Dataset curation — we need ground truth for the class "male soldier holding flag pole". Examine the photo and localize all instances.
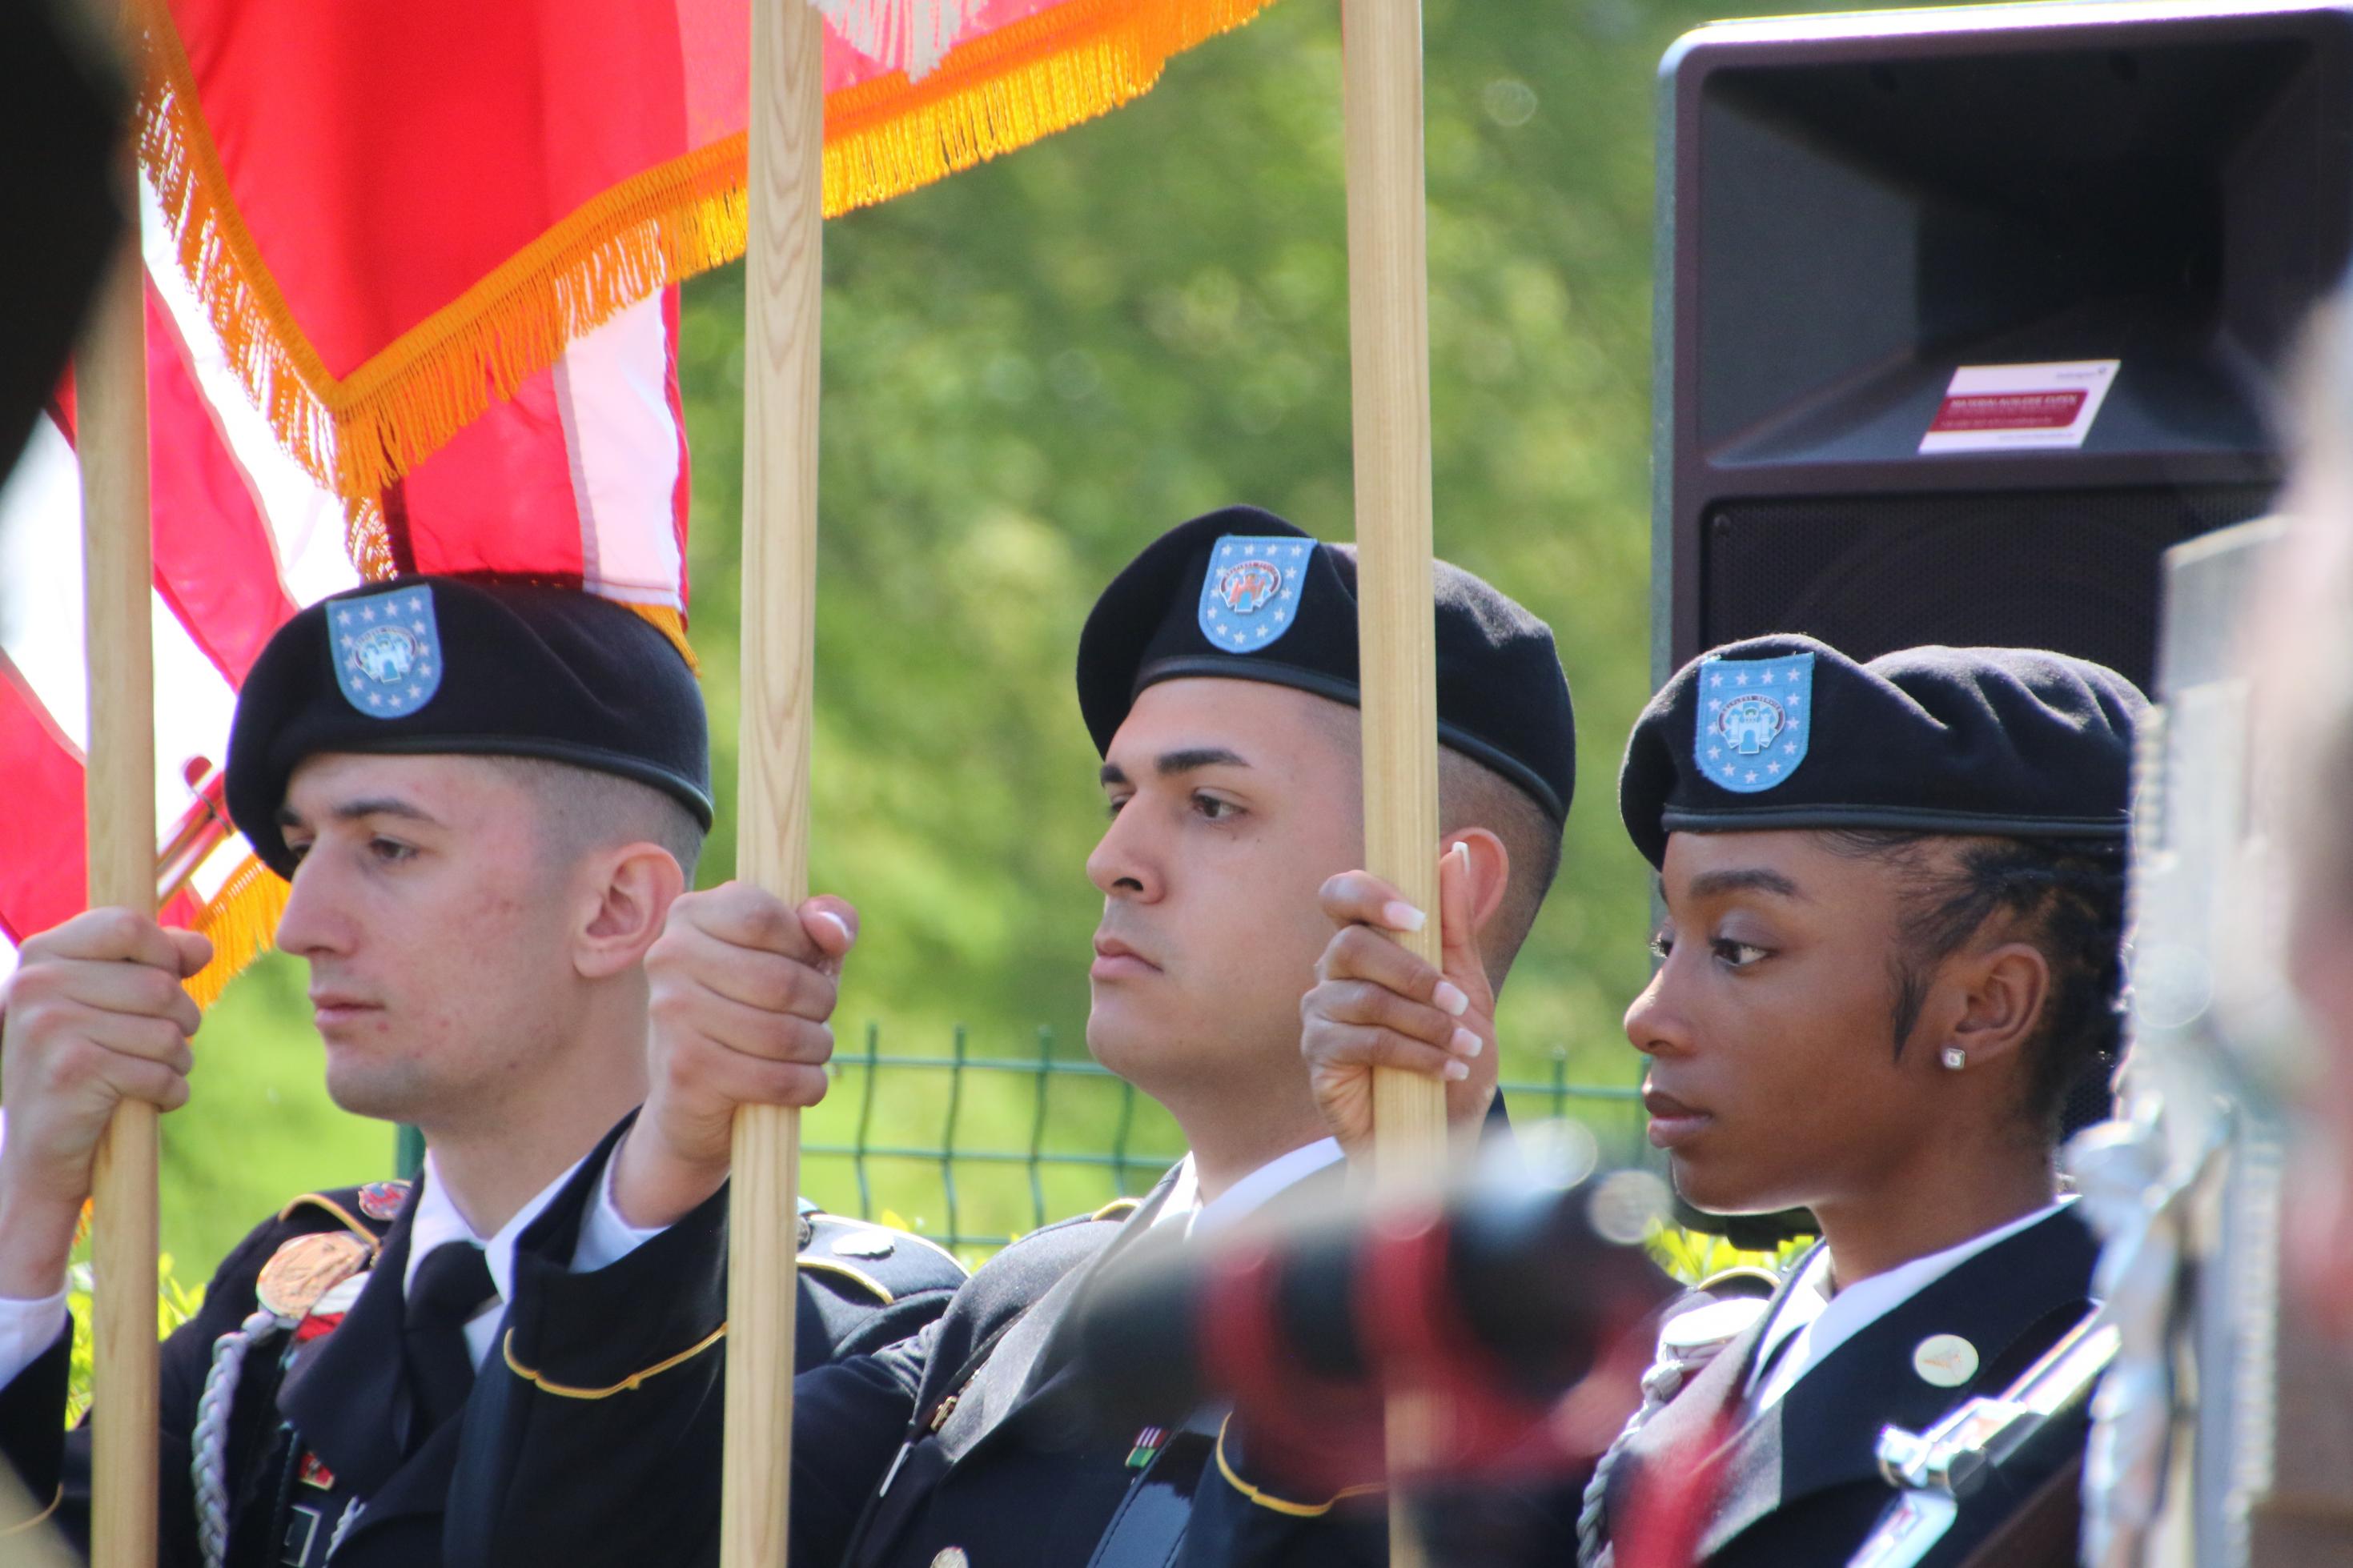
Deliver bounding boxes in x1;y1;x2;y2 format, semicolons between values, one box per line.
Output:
0;578;962;1566
448;502;1580;1568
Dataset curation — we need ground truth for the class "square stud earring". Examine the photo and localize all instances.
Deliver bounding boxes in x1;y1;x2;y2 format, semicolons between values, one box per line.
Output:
1940;1046;1967;1072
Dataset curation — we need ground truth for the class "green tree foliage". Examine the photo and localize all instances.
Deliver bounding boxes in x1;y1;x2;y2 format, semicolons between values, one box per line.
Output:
686;0;1712;1145
153;0;1857;1276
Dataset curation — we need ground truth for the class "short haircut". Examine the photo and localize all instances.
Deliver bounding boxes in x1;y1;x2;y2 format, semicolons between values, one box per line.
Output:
1296;696;1565;991
1438;746;1564;989
1822;830;2127;1141
485;756;705;886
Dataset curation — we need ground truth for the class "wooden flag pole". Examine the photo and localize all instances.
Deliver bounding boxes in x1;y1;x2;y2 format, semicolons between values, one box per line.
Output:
1339;2;1442;1564
80;90;162;1568
721;0;825;1562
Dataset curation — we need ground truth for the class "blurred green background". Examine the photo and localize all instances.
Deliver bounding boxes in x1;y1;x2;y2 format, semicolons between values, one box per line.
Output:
159;0;1820;1274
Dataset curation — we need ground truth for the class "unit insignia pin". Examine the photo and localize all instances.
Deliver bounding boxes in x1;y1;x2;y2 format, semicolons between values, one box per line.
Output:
1694;651;1813;792
1197;535;1307;654
330;586;443;719
1912;1332;1979;1388
356;1180;410;1221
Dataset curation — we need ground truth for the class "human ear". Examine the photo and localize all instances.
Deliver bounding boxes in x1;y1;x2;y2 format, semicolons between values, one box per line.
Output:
576;843;688;979
1937;940;2050;1072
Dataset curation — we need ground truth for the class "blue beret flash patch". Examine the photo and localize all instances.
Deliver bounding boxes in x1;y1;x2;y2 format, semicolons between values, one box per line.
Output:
331;586;443;720
1198;535;1309;654
1696;652;1813;792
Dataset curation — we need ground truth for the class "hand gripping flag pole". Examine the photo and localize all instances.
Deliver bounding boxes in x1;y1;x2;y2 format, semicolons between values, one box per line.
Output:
79;19;163;1564
723;2;827;1562
1339;4;1444;1565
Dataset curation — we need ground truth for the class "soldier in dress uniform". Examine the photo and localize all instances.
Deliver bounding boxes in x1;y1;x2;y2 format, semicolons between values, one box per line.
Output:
445;503;1581;1568
0;578;962;1566
1267;633;2141;1567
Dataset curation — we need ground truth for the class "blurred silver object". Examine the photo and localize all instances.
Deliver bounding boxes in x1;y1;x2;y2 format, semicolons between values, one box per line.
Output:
1854;1316;2121;1568
2078;516;2353;1566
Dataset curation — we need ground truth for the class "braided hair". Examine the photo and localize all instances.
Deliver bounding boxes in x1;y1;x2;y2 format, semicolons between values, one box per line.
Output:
1824;831;2128;1141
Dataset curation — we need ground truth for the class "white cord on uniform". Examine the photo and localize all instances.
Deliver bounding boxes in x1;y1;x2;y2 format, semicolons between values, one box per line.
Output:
1576;1306;1762;1568
325;1497;365;1559
193;1309;287;1568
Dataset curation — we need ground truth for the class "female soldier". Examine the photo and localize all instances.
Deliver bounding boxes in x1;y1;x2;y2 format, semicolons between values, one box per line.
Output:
1265;633;2138;1567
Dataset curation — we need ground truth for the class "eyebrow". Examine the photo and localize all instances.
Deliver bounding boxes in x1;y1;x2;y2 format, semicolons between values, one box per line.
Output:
1099;747;1252;788
1684;867;1805;901
275;797;443;830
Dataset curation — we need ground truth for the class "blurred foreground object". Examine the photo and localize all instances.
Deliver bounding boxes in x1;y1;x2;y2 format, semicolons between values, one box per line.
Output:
0;0;122;473
2072;511;2353;1566
1070;1138;1677;1495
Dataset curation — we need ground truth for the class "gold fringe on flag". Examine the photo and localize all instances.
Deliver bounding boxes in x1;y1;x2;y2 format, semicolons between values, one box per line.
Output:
628;603;702;672
131;0;1278;515
185;853;288;1011
821;0;1279;215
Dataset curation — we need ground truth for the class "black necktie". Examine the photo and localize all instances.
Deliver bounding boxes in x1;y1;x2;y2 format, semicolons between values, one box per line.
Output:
403;1241;493;1442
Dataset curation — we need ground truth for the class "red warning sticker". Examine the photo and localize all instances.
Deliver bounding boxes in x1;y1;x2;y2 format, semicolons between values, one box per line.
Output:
1921;360;2118;453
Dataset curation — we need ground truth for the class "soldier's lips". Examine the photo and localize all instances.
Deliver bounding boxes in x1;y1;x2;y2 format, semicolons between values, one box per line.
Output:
1090;936;1160;981
309;993;381;1029
1642;1085;1712;1149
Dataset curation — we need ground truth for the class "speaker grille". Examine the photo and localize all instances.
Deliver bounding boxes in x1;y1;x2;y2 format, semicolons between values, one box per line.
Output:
1700;485;2275;692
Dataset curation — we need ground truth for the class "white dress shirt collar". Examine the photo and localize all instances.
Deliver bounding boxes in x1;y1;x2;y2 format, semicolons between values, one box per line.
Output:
1745;1197;2071;1414
1156;1137;1347;1238
404;1149;586;1365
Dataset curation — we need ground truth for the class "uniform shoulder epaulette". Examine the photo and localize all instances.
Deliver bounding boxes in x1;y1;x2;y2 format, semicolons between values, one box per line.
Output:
795;1210;967;1306
275;1178;410;1242
1694;1263;1782;1299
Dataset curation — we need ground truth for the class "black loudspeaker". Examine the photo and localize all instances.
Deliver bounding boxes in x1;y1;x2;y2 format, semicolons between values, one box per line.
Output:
1653;0;2353;692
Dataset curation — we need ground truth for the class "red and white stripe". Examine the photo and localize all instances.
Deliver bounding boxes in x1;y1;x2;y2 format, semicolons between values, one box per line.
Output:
0;189;690;984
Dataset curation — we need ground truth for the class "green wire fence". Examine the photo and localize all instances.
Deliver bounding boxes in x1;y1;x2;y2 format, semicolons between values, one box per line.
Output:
396;1025;1646;1261
804;1024;1643;1257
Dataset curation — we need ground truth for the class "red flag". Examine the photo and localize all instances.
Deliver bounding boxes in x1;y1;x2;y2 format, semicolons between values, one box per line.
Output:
136;0;1279;519
0;208;689;998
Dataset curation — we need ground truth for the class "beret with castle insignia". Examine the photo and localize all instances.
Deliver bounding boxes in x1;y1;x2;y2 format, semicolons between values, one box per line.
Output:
227;577;711;877
1619;633;2146;868
1076;505;1576;822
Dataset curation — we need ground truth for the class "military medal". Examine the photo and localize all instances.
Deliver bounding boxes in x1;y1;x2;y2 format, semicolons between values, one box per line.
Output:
294;1269;373;1343
255;1232;373;1322
1124;1426;1166;1470
355;1179;410;1221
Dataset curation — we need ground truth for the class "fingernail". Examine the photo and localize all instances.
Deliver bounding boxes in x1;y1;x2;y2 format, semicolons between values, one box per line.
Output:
1383;901;1426;933
1432;981;1469;1017
1450;1028;1483;1059
812;911;852;944
1443;1060;1471;1082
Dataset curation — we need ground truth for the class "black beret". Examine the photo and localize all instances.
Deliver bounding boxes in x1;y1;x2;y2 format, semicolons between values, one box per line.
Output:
227;577;711;876
1076;506;1576;821
1618;633;2146;868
